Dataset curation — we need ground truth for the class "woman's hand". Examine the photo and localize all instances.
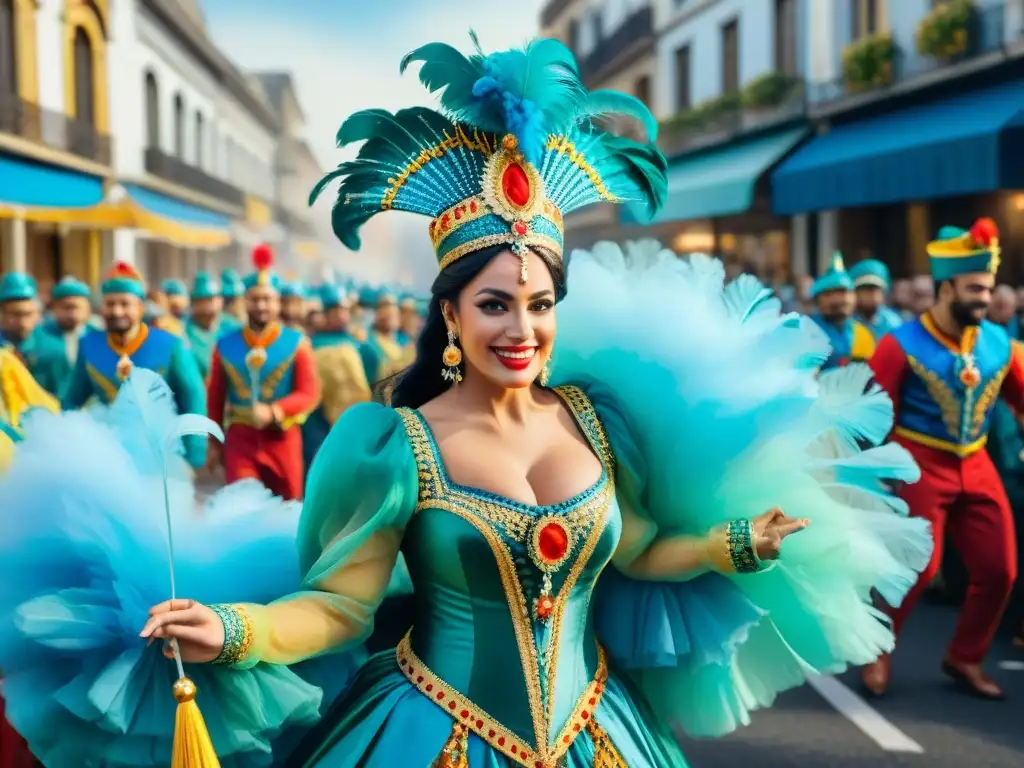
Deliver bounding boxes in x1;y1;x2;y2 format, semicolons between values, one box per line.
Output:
751;507;809;561
139;598;225;664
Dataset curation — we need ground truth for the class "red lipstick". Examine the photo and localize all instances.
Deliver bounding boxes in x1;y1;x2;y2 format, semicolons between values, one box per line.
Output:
491;345;537;371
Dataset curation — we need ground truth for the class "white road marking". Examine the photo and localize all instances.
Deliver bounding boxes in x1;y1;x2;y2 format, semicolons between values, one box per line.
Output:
807;674;925;753
998;660;1024;671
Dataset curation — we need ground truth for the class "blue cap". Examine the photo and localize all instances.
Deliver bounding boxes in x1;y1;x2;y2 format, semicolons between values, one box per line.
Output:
848;259;891;290
0;272;38;303
810;252;853;299
191;271;221;300
927;218;1001;281
52;276;91;300
161;279;188;297
280;281;306;299
320;283;349;310
221;268;244;299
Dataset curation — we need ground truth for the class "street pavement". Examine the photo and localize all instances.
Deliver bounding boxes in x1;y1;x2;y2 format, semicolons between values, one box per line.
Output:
679;600;1024;768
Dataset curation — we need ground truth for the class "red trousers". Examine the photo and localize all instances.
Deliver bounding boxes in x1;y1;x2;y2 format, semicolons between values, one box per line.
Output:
890;438;1018;663
0;698;38;768
223;424;305;501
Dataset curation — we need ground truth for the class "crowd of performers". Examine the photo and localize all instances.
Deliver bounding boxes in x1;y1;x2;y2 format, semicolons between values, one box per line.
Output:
0;31;1018;768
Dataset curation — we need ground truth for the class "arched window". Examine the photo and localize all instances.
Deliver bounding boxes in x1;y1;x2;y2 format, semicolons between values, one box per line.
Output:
195;112;204;167
73;27;94;126
0;0;16;95
144;71;159;148
173;92;184;157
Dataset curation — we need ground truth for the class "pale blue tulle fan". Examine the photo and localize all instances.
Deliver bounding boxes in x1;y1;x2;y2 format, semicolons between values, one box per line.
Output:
0;371;357;767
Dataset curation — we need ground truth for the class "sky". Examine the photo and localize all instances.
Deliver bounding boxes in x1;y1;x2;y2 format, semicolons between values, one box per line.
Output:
201;0;546;287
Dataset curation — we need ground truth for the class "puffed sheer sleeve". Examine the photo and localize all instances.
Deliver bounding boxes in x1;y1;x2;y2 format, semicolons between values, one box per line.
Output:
230;401;418;669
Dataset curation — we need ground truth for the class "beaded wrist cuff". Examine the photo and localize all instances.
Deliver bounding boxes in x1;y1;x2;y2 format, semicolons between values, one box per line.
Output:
706;520;765;574
725;519;763;574
210;604;254;666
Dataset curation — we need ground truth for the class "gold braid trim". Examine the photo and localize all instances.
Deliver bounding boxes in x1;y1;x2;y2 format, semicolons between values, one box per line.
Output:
398;633;610;768
972;361;1009;435
380;126;495;210
587;719;630;767
545;136;620;203
906;355;962;439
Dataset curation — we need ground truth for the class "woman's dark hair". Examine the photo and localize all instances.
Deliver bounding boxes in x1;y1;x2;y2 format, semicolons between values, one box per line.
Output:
376;244;567;409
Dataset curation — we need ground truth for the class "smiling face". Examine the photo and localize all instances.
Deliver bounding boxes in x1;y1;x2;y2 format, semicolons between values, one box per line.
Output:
443;249;556;390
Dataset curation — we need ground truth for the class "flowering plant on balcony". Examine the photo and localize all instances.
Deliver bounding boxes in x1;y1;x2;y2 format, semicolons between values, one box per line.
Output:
741;72;802;109
916;0;975;60
842;32;896;93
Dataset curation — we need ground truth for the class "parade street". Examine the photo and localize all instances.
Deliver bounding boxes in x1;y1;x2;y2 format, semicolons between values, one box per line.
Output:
680;600;1024;768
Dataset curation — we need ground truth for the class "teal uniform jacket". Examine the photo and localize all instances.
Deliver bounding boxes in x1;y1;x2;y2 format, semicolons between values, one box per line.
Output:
61;324;208;468
2;327;71;397
988;323;1024;509
40;320;94;394
186;315;241;381
304;330;375;472
810;314;876;371
856;305;903;341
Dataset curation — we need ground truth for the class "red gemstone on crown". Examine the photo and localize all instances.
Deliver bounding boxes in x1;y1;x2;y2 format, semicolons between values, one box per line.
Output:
502;163;531;208
513;220;528;236
538;521;569;562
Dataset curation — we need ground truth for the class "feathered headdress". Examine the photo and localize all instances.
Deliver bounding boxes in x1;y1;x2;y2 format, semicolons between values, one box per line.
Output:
311;32;668;282
243;243;281;292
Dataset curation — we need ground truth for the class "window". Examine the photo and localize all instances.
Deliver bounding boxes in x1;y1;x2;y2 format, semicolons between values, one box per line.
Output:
73;28;94;126
0;0;16;95
195;112;204;167
173;93;184;157
634;75;651;107
144;72;159;148
774;0;798;75
674;45;691;110
721;19;739;93
852;0;880;39
225;137;234;178
591;9;602;44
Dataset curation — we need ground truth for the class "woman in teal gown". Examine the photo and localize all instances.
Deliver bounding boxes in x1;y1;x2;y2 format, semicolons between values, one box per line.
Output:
0;35;931;768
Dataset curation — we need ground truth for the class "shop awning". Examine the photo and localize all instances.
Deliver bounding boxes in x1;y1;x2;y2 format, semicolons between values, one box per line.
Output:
0;153;124;227
622;126;809;225
124;183;232;248
771;79;1024;215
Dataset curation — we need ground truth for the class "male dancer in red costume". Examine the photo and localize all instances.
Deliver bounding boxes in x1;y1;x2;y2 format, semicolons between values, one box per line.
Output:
206;245;320;500
863;219;1021;700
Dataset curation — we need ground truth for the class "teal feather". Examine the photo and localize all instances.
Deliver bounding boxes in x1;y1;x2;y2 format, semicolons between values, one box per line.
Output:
574;90;658;141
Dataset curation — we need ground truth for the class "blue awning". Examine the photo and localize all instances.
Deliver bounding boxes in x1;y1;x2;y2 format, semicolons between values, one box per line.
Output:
122;184;232;248
0;153;105;208
772;79;1024;215
623;126;809;225
124;184;231;229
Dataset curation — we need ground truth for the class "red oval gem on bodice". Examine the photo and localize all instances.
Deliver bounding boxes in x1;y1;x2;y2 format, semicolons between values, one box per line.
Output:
538;521;569;562
501;163;530;208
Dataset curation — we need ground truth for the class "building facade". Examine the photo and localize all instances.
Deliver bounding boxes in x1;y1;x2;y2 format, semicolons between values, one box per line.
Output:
253;72;322;280
540;0;657;247
108;0;281;285
774;0;1024;282
0;0;116;294
0;0;327;297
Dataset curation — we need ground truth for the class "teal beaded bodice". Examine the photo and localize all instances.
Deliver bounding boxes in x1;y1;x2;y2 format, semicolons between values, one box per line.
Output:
395;386;621;760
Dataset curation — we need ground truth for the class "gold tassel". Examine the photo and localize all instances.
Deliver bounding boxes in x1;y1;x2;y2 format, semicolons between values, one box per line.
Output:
430;722;469;768
587;719;628;768
171;677;221;768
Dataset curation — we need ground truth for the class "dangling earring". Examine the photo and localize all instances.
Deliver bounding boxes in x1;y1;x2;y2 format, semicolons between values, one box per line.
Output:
539;345;553;387
442;328;463;384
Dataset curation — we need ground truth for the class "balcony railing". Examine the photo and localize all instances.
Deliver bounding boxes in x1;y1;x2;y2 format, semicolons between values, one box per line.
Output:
144;147;245;207
657;76;807;158
579;7;654;85
808;1;1007;109
0;90;113;166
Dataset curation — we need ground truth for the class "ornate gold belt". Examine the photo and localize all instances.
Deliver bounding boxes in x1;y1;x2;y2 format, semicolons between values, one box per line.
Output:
397;632;622;768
